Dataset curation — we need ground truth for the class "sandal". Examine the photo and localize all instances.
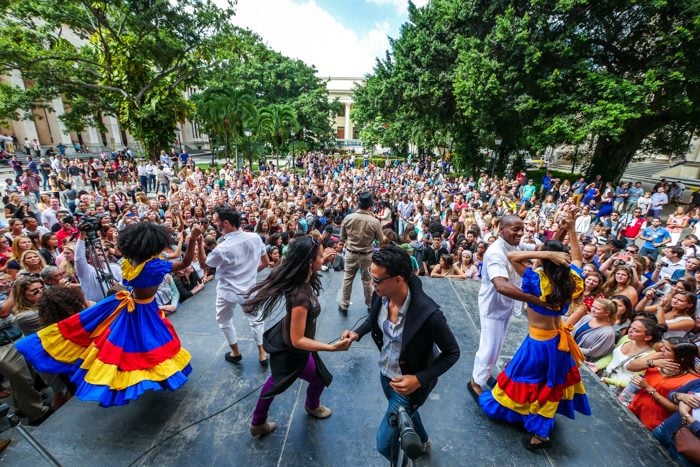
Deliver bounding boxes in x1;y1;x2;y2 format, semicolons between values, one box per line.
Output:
521;435;553;451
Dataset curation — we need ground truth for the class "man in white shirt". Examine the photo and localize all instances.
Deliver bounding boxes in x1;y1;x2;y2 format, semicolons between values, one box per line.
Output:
470;215;542;396
206;206;269;365
41;198;61;229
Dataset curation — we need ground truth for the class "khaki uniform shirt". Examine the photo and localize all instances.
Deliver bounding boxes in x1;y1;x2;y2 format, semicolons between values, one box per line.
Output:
340;209;384;253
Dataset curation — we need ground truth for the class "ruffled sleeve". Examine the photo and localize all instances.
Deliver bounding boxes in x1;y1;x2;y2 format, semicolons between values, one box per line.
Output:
122;258;173;288
570;264;585;300
521;267;541;297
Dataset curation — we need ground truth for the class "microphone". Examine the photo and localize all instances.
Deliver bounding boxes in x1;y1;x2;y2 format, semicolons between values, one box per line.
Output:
396;406;422;459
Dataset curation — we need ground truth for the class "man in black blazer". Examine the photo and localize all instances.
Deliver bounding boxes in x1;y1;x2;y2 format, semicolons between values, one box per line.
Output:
343;245;460;464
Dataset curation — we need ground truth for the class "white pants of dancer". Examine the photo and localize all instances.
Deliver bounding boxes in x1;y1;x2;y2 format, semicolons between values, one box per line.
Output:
472;312;512;386
216;295;264;346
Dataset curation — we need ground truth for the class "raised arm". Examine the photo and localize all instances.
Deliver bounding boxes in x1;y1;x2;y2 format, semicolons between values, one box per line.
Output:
171;225;202;273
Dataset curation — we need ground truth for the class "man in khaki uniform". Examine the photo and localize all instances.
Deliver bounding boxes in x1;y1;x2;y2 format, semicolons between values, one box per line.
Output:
339;191;384;314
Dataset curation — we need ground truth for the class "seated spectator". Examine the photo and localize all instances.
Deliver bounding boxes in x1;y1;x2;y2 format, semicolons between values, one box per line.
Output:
154;273;179;315
656;291;697;339
266;245;281;268
590;318;661;395
38;285;87;327
610;294;634;339
652;378;700;465
628;337;699;431
573;297;617;360
456;250;479;280
173;266;204;303
430;253;461;278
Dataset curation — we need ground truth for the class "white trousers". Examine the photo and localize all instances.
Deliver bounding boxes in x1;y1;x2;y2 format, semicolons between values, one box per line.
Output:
215;295;264;346
472;312;512;386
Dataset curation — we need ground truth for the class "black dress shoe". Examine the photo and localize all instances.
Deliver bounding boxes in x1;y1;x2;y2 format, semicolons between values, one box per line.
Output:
338;306;348;315
224;353;243;364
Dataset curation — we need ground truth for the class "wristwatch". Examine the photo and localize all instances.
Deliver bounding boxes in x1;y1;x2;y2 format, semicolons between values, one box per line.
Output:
646;359;654;368
681;416;689;426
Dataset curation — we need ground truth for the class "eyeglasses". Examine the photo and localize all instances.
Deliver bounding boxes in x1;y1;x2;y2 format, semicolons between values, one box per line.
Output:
370;274;395;285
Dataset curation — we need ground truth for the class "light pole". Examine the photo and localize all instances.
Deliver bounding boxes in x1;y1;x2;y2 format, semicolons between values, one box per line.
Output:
290;128;296;170
491;137;502;177
244;128;252;171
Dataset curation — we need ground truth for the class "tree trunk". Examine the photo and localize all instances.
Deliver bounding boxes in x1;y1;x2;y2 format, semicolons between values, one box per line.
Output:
587;122;659;184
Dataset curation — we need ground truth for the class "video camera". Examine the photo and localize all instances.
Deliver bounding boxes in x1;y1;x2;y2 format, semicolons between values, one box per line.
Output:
78;213;107;243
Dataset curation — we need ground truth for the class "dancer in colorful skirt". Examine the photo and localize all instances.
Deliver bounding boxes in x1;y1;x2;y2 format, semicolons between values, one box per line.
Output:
479;210;592;450
15;222;202;407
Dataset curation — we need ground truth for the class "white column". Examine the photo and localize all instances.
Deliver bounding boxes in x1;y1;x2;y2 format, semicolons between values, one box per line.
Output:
344;102;351;140
104;116;123;150
8;70;40;143
85;126;102;152
50;97;75;154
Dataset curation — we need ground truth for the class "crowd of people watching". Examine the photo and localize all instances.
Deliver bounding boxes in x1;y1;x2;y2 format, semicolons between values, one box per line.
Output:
0;148;700;461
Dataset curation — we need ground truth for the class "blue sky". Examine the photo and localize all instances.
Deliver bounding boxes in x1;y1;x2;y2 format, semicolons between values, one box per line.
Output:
227;0;429;77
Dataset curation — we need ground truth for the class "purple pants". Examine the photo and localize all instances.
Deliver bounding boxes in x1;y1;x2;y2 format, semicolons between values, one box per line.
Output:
251;354;324;426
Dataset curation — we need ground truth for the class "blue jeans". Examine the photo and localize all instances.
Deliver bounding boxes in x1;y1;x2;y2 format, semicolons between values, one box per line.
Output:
377;375;428;464
652;419;695;466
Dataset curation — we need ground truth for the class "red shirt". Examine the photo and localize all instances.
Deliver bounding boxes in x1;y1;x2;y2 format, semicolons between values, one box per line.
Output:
56;227;78;247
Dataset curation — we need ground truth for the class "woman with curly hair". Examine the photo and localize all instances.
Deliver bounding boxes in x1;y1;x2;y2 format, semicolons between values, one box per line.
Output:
16;221;202;407
479;210;591;451
38;285;88;327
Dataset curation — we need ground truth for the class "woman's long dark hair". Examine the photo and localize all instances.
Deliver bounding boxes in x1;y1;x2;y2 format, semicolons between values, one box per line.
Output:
666;337;699;373
541;240;574;308
244;236;321;320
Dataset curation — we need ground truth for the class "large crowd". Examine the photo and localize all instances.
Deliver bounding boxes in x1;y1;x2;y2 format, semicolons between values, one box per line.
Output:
1;148;700;462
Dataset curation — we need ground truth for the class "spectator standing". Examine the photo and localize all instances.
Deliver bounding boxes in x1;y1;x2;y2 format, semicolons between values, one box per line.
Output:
639;218;671;261
338;191;384;315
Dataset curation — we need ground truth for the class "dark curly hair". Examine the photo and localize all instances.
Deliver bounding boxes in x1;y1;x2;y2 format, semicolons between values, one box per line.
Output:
117;222;173;263
38;286;87;326
541;240;574;308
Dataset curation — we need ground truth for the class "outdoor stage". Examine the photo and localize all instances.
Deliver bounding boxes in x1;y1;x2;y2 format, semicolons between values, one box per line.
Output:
1;271;673;466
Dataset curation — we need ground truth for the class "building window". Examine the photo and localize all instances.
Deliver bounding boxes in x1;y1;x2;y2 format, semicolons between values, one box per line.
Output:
338;105;345;117
337;127;345;139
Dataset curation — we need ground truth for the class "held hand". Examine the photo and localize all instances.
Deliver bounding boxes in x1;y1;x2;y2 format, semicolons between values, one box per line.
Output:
630;375;646;389
679;401;692;417
190;224;202;238
653;358;680;373
548;251;571;267
390;375;422;396
680;393;700;409
341;330;359;342
331;337;351;351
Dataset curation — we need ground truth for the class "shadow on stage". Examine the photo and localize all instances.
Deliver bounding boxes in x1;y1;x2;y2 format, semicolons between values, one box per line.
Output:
0;272;674;466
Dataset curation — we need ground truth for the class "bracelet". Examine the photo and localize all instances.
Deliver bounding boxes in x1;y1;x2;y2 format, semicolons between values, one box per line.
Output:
646;359;654;368
681;416;689;426
648;390;657;397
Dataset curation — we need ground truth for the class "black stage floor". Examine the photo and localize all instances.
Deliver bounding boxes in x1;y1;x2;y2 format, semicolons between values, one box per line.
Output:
1;271;674;466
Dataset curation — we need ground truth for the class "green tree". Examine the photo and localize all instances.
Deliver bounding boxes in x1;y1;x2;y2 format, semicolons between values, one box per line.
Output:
204;29;336;148
258;103;298;168
191;85;257;167
0;0;236;158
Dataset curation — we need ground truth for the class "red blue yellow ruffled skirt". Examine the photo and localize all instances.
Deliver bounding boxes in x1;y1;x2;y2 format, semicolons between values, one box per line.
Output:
479;326;591;438
15;291;191;407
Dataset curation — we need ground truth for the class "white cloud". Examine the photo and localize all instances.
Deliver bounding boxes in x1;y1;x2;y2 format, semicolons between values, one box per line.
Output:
224;0;394;77
365;0;430;15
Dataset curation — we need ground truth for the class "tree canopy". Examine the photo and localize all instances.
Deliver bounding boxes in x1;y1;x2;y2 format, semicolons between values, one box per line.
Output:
0;0;238;158
352;0;700;181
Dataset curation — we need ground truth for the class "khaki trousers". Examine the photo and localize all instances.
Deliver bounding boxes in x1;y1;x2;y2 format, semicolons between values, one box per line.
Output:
0;342;48;420
340;251;373;310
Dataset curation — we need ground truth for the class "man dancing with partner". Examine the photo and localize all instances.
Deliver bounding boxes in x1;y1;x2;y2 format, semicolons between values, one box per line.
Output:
470;215;538;396
343;245;460;464
206;206;269;365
